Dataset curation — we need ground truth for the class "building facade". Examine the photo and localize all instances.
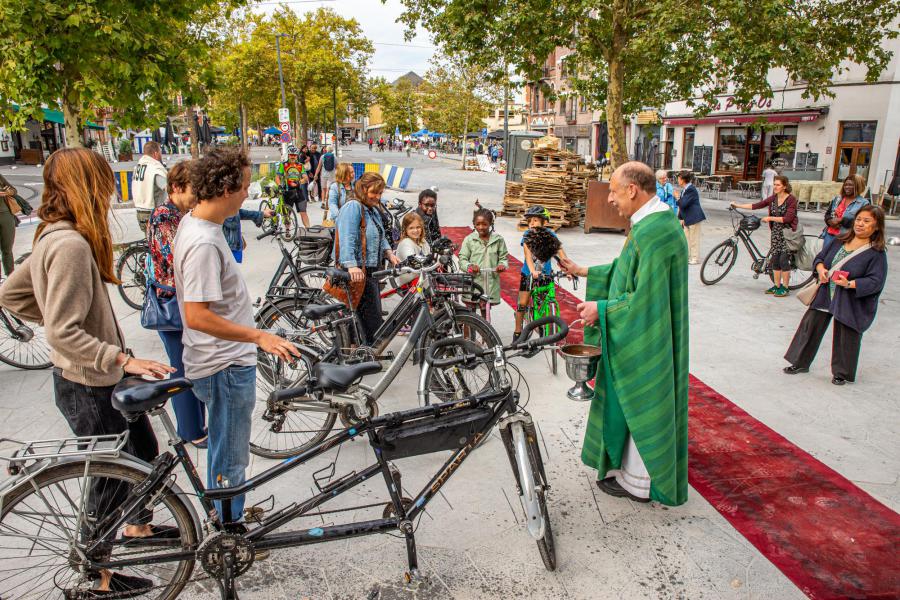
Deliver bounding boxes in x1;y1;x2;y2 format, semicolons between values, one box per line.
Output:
524;49;602;160
660;37;900;195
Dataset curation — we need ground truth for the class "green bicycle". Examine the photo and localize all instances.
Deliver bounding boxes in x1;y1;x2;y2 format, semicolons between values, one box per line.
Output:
260;182;299;242
526;266;570;375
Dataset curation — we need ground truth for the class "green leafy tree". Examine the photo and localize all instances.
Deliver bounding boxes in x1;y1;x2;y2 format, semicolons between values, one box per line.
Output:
371;77;422;136
420;56;498;138
397;0;899;167
0;0;243;147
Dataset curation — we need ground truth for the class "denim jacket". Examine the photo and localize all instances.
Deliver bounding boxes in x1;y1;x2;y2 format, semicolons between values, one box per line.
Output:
825;195;869;236
222;209;264;252
335;200;390;268
656;181;678;212
327;182;351;218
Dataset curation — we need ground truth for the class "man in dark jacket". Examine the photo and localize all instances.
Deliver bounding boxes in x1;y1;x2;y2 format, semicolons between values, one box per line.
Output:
415;188;442;245
676;171;706;264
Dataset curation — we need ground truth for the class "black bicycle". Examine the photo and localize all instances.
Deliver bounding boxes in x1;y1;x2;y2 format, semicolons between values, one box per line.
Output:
251;258;500;458
700;207;816;289
115;239;148;310
0;316;566;600
0;306;52;370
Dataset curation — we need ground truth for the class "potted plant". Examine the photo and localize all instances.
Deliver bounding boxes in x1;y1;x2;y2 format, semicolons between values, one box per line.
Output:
118;138;134;161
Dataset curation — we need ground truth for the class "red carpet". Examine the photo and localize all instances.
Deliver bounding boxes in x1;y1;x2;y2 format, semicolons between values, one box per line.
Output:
443;226;900;600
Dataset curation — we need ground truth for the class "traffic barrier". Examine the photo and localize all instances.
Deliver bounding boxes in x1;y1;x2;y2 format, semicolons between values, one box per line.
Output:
381;164;413;190
114;170;133;202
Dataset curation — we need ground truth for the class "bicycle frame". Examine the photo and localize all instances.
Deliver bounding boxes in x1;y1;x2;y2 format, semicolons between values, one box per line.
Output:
89;386;520;580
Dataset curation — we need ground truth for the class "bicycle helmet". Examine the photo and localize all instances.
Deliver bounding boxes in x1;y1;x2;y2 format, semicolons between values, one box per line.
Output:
740;215;761;231
524;205;551;221
287;145;299;156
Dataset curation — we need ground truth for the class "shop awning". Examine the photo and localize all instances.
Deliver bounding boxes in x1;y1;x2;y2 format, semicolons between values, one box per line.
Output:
40;109;65;125
663;109;825;126
85;120;104;130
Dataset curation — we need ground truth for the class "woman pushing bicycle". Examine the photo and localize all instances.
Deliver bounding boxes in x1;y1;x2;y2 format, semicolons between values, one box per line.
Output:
514;205;569;342
731;174;799;297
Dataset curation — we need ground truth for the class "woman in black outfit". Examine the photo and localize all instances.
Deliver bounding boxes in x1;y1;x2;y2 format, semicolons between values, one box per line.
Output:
784;205;888;385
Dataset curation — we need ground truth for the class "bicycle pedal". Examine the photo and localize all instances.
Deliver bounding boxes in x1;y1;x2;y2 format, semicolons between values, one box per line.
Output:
375;352;394;361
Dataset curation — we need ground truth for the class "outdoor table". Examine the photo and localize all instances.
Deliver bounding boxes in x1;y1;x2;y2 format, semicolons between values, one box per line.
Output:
737;180;762;198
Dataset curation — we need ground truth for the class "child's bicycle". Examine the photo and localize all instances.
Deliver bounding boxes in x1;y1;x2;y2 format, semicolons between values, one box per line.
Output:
525;263;577;375
260;182;299;242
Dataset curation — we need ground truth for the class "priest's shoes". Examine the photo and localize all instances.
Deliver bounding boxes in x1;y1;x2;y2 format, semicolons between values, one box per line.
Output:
596;477;650;503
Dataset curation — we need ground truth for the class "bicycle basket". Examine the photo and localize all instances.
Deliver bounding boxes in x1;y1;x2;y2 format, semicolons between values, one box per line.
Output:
432;272;481;300
739;215;761;231
294;230;334;266
372;407;493;460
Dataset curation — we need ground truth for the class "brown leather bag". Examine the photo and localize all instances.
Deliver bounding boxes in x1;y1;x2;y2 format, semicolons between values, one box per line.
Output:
322;205;367;308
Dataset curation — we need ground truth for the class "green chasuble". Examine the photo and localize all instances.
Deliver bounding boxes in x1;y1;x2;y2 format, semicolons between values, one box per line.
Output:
581;210;689;506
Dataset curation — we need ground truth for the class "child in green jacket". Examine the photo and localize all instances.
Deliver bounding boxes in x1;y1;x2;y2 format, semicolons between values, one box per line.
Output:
458;207;509;317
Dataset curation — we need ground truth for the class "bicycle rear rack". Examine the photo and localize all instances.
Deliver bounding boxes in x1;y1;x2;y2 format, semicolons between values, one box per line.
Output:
0;432;129;483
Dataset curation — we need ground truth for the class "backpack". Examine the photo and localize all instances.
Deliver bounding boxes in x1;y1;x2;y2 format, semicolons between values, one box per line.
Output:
323;152;335;171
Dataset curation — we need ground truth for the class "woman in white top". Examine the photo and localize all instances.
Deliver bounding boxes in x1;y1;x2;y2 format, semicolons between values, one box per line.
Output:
394;212;431;286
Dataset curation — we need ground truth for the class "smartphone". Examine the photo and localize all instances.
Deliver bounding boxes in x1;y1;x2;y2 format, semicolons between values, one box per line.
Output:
831;270;850;282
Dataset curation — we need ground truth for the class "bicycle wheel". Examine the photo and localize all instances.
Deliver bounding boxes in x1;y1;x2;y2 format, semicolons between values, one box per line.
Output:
260;199;278;234
256;289;335;351
116;244;148;310
279;205;300;242
253;304;336;459
700;240;738;285
505;422;555;571
0;460;197;600
421;312;501;404
769;260;817;290
0;310;52;370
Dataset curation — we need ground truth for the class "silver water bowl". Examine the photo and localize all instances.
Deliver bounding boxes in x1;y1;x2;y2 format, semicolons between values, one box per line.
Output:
559;343;601;401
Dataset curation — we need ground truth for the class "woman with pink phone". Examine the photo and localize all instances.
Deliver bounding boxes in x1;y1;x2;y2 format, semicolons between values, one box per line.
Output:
783;206;888;385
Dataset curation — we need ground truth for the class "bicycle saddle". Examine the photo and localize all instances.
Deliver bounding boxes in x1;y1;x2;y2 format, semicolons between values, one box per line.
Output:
112;377;193;414
326;268;351;284
312;361;382;393
302;303;344;320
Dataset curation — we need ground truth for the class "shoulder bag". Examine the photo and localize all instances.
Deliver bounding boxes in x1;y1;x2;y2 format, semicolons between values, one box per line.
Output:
796;243;871;306
140;250;183;331
322;205;366;308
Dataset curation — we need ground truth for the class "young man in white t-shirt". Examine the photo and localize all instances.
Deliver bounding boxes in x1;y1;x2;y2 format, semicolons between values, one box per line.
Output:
173;146;299;526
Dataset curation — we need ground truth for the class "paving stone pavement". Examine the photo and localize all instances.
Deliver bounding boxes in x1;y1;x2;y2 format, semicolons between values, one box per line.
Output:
0;145;896;599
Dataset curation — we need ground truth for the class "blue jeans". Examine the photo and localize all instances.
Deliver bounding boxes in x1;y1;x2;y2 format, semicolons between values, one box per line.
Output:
192;364;256;523
158;330;207;441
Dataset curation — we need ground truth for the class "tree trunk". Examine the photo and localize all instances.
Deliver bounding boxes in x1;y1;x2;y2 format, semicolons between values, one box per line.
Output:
293;96;301;143
240;102;249;153
605;8;629;169
460;94;470;170
188;107;200;159
61;84;82;148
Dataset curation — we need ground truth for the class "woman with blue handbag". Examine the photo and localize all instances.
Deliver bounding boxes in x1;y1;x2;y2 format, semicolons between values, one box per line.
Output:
144;160;208;447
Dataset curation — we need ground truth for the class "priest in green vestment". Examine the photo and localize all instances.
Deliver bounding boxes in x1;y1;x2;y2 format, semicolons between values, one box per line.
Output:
560;162;689;506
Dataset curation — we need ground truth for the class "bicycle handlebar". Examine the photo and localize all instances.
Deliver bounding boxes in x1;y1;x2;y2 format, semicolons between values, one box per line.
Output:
371;260;441;280
257;229;277;241
424;315;569;369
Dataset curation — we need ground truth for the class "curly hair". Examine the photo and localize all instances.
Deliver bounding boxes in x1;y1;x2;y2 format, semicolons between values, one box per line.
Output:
166;160;193;195
191;146;250;202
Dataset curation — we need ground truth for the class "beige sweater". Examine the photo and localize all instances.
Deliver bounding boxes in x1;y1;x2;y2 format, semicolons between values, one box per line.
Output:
0;221;125;386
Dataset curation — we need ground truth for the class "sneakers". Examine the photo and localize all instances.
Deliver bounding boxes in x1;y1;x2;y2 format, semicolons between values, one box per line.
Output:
765;285;779;294
774;285;789;297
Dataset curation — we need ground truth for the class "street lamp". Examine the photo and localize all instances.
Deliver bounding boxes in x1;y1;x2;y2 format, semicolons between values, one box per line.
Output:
275;33;289;157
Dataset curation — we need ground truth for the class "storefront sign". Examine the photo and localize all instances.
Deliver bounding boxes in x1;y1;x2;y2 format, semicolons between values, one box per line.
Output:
715;96;773;113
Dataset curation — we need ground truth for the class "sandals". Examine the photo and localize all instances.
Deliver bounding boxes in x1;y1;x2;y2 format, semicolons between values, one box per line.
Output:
77;572;153;599
119;524;181;544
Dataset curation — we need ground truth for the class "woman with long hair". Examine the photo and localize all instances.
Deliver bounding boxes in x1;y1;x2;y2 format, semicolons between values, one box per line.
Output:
732;174;799;297
823;174;869;250
326;162;354;219
0;148;174;595
784;205;888;385
333;172;400;343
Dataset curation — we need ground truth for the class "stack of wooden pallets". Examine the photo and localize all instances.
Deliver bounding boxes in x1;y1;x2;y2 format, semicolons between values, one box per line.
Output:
512;149;598;230
501;181;526;216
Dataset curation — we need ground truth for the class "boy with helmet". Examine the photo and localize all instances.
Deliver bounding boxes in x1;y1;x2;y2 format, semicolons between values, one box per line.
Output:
514;205;570;341
275;146;310;227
